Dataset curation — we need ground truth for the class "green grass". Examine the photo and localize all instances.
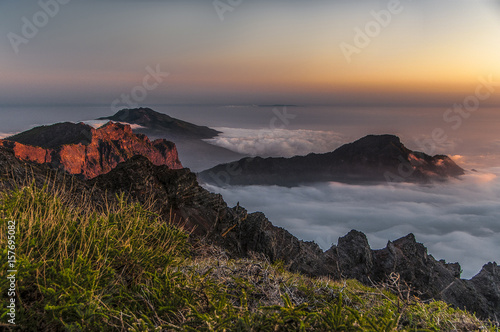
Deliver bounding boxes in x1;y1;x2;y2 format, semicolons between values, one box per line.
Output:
0;183;495;331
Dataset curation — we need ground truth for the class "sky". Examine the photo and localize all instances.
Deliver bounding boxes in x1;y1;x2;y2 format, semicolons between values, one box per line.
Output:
1;0;500;106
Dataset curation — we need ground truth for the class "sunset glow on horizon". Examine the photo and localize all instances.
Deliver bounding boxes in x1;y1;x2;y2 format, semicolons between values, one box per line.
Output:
1;0;500;106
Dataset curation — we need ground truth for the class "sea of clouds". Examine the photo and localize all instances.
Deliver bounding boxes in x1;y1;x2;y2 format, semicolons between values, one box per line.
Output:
203;169;500;279
204;127;346;157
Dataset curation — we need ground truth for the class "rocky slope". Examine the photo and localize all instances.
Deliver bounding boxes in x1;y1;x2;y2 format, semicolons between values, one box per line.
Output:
3;121;182;179
86;156;499;320
0;144;496;321
199;134;465;186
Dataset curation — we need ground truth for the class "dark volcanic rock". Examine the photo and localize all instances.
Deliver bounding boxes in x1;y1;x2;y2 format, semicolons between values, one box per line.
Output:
470;262;500;309
199;134;465;186
455;262;500;319
229;211;327;276
2;121;182;179
371;234;460;299
98;107;220;139
324;230;374;282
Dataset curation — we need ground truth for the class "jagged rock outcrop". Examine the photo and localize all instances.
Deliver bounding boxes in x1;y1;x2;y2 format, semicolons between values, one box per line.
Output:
0;150;497;321
199;134;465;186
324;230;374;282
444;262;500;319
371;234;461;297
323;231;498;319
2;121;182;179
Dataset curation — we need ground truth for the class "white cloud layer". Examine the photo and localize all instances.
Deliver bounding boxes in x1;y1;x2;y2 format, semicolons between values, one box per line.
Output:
82;120;146;130
0;132;18;139
203;170;500;279
204;127;346;157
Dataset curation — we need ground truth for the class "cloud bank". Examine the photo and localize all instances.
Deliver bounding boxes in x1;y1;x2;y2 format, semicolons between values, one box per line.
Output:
203;170;500;279
204;127;346;157
0;132;18;139
82;120;146;130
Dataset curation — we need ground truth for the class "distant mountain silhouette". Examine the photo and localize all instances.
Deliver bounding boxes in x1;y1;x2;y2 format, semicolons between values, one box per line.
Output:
8;122;94;149
98;107;220;139
199;134;465;186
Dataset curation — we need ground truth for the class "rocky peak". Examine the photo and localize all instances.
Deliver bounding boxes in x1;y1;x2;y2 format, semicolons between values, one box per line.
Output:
1;121;182;179
337;134;404;156
391;233;426;257
470;262;500;310
107;108;170;125
335;230;374;281
98;108;220;139
98;121;134;136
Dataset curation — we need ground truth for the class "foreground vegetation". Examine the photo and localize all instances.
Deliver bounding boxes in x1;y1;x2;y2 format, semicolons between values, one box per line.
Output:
0;183;494;331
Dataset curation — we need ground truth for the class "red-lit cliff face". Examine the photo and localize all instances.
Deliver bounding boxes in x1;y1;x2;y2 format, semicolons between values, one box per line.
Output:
0;121;182;179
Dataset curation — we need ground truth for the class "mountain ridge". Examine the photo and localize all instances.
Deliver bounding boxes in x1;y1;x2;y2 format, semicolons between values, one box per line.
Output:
199;134;465;186
98;107;220;139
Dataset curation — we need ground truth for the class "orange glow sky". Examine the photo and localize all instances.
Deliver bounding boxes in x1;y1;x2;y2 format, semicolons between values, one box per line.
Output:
1;0;500;106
